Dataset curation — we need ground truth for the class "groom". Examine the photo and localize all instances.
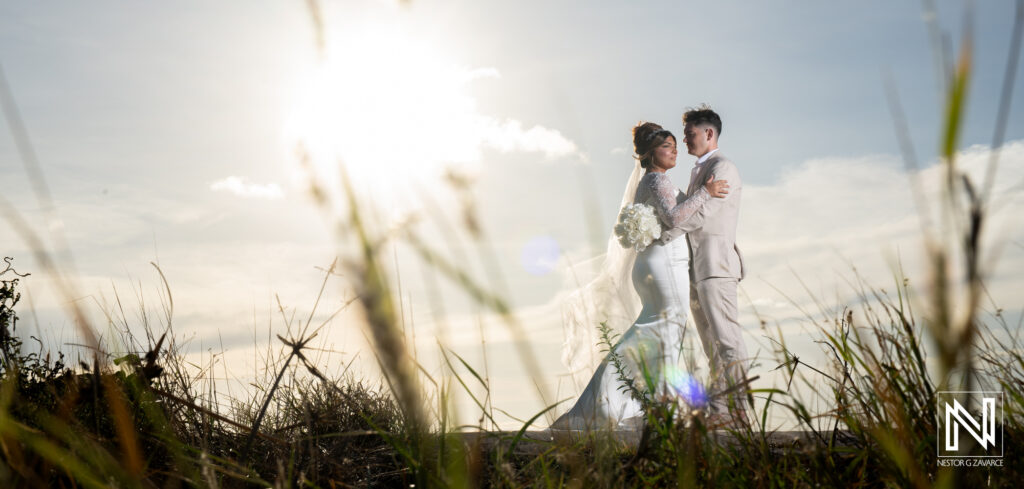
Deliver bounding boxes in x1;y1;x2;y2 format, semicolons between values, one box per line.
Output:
681;105;750;422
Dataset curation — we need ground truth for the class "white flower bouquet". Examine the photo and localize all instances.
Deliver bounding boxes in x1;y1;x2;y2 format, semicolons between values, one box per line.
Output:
614;203;661;252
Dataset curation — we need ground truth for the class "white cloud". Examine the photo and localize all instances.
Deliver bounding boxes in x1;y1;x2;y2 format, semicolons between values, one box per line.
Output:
750;298;790;310
210;176;284;199
479;119;580;159
461;67;501;82
739;140;1024;304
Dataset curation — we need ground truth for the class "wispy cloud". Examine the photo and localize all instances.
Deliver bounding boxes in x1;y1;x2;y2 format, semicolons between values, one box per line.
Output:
737;140;1024;335
210;176;284;200
479;119;580;160
460;67;501;82
750;298;790;310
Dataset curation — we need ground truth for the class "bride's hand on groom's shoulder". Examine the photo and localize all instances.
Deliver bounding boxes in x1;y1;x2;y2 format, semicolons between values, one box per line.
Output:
706;175;729;198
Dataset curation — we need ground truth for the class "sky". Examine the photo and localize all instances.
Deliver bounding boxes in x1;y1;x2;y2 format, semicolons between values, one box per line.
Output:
1;1;1022;430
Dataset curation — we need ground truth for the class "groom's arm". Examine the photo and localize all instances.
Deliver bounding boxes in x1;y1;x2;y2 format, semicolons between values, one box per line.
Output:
673;160;740;232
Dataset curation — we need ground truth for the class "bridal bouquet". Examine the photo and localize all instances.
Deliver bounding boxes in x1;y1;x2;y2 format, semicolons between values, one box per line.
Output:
614;203;661;251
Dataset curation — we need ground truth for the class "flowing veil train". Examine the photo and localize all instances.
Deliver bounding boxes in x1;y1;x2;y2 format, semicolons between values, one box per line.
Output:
559;160;644;391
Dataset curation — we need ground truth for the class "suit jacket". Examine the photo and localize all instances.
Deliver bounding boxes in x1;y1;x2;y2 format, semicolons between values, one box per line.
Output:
682;152;745;282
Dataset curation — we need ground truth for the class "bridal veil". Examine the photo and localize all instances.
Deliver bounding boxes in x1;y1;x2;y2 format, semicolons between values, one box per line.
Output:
560;160;645;391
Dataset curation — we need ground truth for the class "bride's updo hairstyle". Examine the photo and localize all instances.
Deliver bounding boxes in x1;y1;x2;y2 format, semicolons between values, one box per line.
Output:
633;122;674;169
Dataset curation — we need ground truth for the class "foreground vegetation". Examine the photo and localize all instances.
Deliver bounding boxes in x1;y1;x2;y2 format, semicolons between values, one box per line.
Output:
1;244;1022;489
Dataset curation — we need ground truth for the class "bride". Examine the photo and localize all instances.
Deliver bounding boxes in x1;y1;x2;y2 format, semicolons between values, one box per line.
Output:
550;122;728;431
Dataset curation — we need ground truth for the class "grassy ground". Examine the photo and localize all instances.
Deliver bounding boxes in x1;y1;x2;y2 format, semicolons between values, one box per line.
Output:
1;256;1022;488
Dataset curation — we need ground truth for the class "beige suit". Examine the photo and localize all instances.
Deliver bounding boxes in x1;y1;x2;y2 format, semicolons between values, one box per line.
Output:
683;152;750;415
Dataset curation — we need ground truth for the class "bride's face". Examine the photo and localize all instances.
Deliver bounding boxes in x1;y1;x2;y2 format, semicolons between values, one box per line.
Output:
650;136;678;172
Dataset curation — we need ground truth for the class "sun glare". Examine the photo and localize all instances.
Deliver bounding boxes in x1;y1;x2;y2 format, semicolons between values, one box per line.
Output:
284;23;496;214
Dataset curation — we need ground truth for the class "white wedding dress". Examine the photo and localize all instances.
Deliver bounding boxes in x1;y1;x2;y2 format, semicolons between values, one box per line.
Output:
550;171;710;431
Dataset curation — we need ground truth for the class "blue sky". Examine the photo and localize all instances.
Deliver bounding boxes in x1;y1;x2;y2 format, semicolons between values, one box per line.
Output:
1;1;1022;429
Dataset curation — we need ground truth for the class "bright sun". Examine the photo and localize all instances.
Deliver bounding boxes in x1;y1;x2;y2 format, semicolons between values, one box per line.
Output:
284;23;495;213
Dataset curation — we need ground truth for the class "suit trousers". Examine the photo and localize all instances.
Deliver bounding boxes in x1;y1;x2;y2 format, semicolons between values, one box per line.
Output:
689;276;749;414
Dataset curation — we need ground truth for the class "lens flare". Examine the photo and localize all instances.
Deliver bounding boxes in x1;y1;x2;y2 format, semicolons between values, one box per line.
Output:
665;365;707;408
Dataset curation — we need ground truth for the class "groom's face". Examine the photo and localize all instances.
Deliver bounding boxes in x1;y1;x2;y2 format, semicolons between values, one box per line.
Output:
683;123;712;157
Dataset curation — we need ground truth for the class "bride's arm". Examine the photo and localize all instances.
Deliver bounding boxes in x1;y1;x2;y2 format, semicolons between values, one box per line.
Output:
648;173;713;230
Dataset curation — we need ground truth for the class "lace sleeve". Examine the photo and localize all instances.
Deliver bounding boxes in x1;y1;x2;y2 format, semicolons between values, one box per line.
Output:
648;173;711;228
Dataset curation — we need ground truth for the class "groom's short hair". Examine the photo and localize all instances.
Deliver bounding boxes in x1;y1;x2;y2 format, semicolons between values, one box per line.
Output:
683;105;722;137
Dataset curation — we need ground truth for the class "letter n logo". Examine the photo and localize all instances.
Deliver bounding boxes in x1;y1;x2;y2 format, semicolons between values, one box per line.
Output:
937;391;1003;458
